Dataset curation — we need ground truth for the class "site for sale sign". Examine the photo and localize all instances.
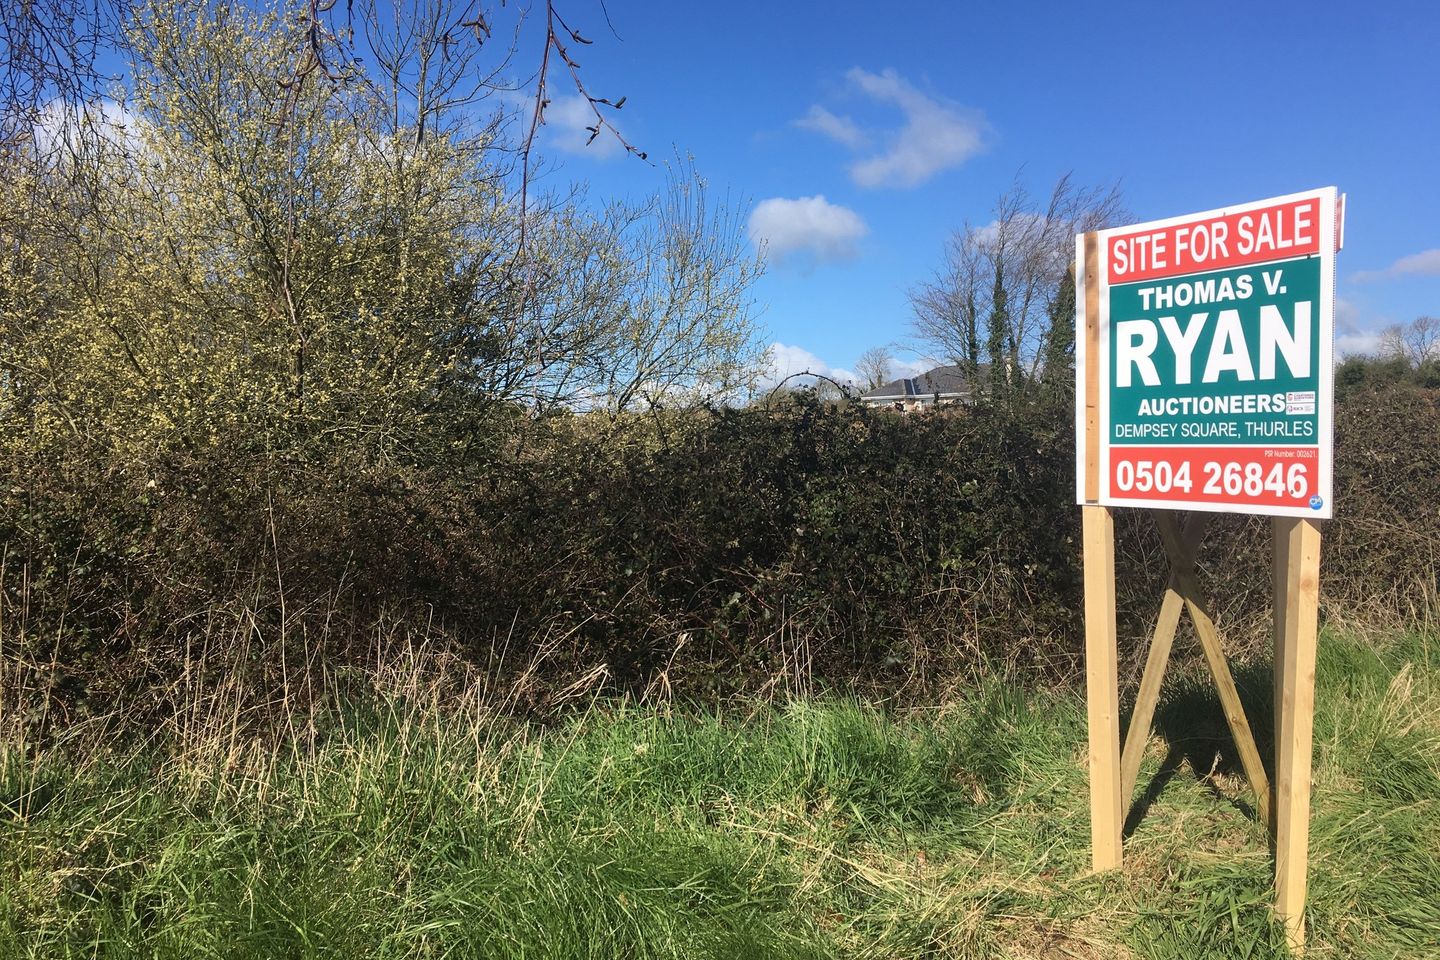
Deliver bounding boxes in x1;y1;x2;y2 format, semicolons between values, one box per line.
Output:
1075;188;1343;518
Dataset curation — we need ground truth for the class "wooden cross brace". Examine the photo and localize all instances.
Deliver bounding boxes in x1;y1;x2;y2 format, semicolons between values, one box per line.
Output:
1120;510;1272;830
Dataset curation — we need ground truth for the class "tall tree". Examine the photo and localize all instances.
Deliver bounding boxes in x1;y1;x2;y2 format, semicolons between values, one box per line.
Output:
1040;265;1077;399
961;289;980;387
1379;316;1440;370
855;346;894;390
910;173;1122;398
0;0;766;476
986;262;1010;402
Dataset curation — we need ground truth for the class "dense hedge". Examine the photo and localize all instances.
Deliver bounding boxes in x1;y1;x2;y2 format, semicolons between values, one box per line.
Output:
2;385;1437;727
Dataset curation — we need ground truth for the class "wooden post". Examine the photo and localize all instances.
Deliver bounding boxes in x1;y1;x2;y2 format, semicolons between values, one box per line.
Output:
1273;517;1322;953
1079;230;1121;872
1271;517;1291;839
1083;505;1122;872
1083;232;1101;503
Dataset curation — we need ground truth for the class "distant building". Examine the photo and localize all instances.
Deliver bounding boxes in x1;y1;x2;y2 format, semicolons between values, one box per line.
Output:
859;364;982;412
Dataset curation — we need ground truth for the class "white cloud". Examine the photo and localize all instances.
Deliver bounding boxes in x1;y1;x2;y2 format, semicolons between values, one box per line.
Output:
970;212;1046;250
1331;295;1413;358
795;105;866;148
762;343;857;388
1332;296;1389;356
1351;248;1440;283
544;94;623;158
891;356;939;379
35;98;144;157
1335;296;1363;334
1336;332;1385;357
843;67;986;188
748;195;868;264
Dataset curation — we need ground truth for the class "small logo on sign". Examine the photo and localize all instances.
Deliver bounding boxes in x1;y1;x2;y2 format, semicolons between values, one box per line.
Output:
1308;495;1324;510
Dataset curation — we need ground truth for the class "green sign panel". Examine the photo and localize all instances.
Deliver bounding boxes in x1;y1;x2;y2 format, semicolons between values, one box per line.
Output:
1108;259;1321;447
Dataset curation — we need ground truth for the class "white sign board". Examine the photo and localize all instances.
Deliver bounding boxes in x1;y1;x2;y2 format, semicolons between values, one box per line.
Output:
1076;188;1342;518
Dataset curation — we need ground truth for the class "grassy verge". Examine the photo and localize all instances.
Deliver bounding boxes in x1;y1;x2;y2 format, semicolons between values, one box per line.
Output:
1;628;1437;959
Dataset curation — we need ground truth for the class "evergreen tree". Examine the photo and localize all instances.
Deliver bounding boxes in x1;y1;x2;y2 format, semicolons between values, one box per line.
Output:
1041;266;1077;400
986;261;1011;402
960;289;980;388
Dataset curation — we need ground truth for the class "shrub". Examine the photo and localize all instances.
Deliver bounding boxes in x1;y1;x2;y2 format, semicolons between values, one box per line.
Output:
3;384;1437;733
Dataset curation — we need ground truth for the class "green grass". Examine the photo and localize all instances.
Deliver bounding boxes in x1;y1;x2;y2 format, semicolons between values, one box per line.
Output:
1;628;1437;959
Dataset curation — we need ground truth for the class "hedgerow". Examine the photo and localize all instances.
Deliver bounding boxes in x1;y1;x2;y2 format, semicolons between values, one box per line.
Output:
3;385;1435;732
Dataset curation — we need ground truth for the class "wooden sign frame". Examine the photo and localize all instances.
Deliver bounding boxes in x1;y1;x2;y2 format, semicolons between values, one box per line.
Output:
1078;211;1333;953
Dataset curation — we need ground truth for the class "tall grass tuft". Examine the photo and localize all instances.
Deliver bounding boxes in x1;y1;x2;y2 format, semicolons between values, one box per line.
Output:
1;628;1437;958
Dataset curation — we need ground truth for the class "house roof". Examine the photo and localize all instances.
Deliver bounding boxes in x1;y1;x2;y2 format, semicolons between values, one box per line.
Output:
860;364;982;401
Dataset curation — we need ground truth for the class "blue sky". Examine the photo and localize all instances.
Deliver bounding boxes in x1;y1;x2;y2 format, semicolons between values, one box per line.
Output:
525;0;1440;382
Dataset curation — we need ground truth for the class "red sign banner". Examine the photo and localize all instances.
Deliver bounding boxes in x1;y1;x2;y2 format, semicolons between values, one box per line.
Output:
1107;196;1323;284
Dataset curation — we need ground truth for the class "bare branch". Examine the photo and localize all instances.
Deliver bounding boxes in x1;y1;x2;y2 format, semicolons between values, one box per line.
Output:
909;172;1124;393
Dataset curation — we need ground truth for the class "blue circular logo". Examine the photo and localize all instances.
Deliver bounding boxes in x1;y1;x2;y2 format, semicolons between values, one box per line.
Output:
1308;495;1324;511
